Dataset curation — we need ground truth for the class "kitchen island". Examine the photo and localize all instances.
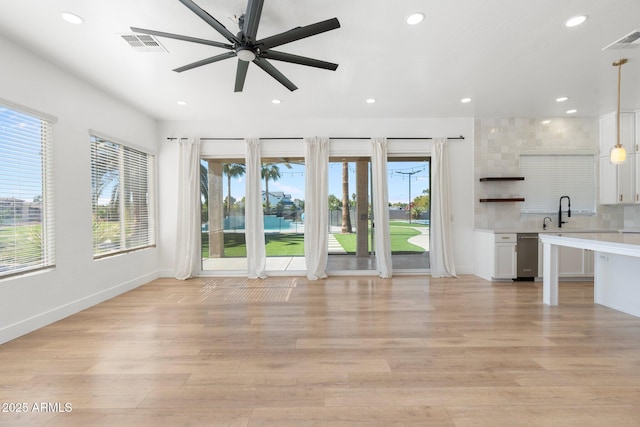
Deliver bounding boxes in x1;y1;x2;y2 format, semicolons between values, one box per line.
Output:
539;232;640;318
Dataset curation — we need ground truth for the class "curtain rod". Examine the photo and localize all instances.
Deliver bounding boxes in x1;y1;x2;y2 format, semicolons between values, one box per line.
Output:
167;135;464;141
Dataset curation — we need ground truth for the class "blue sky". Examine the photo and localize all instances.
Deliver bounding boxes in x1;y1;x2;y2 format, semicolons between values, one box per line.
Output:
217;160;429;205
0;107;44;202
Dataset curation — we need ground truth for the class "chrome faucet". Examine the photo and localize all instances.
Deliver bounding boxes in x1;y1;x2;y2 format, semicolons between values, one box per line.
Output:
543;217;552;230
558;196;571;228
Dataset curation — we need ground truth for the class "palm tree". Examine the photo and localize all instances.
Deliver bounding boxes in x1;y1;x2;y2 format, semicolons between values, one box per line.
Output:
341;162;352;233
200;162;208;206
223;163;246;215
261;164;281;214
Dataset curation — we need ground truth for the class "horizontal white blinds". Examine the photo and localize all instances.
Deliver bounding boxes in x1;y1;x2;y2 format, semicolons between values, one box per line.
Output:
520;153;596;214
91;135;155;258
0;103;55;277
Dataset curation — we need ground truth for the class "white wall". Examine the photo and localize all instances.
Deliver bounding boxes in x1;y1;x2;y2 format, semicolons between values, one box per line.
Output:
473;117;634;230
157;117;475;276
0;35;160;344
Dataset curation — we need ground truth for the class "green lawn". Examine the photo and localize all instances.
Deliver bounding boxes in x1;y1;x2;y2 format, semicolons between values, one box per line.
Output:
333;225;425;254
202;233;306;257
203;222;428;258
0;224;43;264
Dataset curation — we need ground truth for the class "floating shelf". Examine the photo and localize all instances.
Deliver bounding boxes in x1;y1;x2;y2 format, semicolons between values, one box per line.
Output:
479;177;525;182
479;198;525;203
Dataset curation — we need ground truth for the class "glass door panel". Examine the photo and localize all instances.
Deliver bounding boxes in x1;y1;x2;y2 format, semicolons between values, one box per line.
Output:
387;158;430;270
200;159;248;273
262;159;306;272
327;158;376;272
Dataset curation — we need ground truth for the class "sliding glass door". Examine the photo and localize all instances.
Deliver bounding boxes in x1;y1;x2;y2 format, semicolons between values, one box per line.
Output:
387;158;430;271
200;159;248;273
261;158;306;272
199;154;430;275
326;158;376;272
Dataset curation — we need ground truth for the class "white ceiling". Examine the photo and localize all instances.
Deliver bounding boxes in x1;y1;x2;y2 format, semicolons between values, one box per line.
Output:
1;0;639;121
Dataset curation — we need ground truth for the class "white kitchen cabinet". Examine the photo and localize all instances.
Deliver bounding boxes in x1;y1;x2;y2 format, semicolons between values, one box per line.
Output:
599;156;618;205
474;231;517;280
538;237;594;278
585;249;595;276
636;153;640;203
494;234;517;279
558;246;588;277
599;112;636;204
618;149;635;204
636;111;640;203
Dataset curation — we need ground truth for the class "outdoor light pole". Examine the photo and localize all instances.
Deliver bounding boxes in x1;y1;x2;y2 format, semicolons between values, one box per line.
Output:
395;170;420;224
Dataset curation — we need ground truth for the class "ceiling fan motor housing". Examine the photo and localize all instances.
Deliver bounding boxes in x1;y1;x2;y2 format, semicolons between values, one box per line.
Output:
236;46;256;62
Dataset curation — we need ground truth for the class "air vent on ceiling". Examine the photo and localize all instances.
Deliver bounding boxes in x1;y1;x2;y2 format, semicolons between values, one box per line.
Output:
602;30;640;50
121;34;168;53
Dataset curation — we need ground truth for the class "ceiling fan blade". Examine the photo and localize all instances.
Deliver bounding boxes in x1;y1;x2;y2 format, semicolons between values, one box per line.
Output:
178;0;239;44
234;60;250;92
130;27;233;49
173;51;236;73
258;17;340;50
242;0;264;42
253;57;298;91
261;50;338;71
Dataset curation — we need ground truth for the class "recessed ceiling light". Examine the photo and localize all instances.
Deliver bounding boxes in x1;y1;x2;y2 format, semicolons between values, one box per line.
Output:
566;109;578;114
460;98;472;103
61;12;84;24
556;96;569;102
542;120;551;125
271;99;282;104
176;101;188;106
564;15;587;28
406;13;425;25
366;98;376;104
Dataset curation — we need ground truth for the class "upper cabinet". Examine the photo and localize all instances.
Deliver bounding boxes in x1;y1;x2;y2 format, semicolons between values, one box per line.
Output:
599;112;637;204
637;113;640;204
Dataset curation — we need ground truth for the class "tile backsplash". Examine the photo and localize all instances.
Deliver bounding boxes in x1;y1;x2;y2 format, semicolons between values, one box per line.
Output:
474;117;637;230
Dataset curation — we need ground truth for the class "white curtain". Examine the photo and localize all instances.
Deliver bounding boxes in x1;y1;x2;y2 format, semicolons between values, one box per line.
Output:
174;138;201;280
431;138;457;278
304;137;329;280
371;138;393;278
245;138;266;279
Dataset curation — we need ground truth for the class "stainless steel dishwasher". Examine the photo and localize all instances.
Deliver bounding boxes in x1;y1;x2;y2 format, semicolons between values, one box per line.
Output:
516;233;539;281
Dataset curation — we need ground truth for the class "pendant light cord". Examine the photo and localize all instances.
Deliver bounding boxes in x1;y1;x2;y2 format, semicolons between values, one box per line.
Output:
614;58;628;149
617;60;622;148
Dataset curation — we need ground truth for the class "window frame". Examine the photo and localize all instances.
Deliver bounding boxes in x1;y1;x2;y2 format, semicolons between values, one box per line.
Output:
90;132;156;259
0;100;56;278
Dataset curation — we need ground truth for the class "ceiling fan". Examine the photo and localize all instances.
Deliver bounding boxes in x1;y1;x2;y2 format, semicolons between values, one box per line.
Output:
131;0;340;92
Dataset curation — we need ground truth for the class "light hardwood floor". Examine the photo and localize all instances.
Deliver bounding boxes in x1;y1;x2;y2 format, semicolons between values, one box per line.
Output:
2;275;640;426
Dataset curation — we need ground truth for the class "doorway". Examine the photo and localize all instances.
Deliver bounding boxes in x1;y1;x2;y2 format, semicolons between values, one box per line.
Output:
326;158;376;272
387;158;430;271
261;158;306;273
200;159;248;273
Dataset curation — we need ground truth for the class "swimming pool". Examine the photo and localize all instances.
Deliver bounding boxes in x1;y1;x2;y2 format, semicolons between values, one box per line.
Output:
208;215;304;232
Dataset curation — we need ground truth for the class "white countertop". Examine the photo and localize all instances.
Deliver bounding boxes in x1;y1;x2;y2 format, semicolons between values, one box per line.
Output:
539;232;640;258
475;228;617;234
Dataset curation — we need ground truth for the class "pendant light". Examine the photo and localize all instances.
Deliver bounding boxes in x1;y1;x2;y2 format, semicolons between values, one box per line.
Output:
610;58;628;164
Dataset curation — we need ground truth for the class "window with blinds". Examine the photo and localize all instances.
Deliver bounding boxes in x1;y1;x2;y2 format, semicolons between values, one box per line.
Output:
0;103;55;278
520;153;596;214
90;135;155;258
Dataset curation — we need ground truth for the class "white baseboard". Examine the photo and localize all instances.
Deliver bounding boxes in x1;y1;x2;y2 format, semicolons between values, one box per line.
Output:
158;269;175;278
0;271;160;345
